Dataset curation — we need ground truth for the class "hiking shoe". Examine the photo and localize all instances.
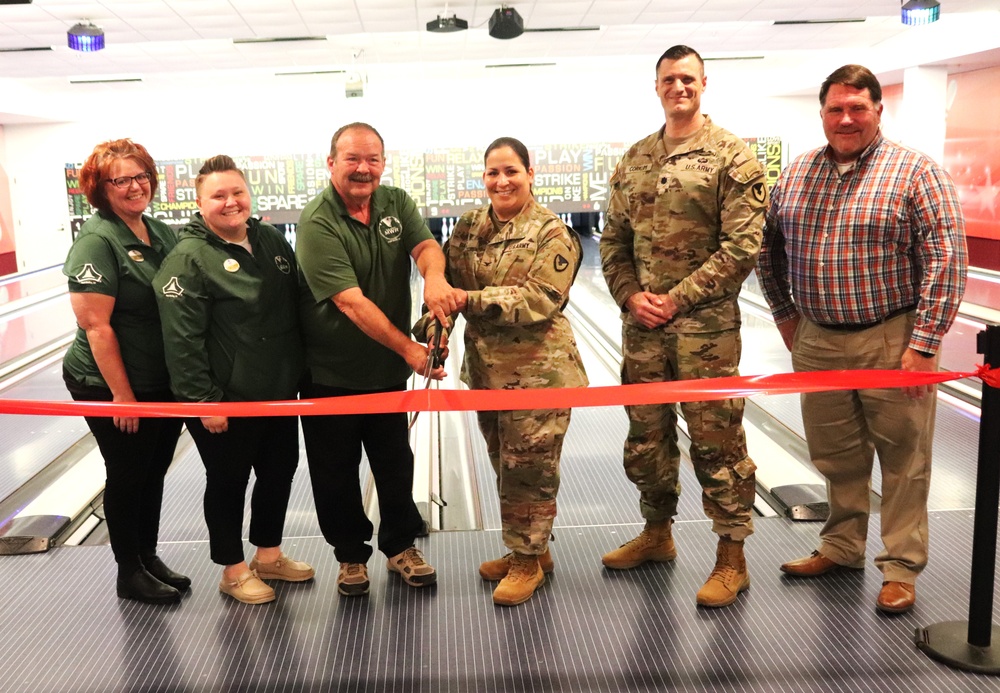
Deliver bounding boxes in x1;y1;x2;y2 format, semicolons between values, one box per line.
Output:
493;553;545;606
387;546;437;587
696;537;750;608
337;562;370;597
602;519;677;570
480;548;554;581
250;553;315;582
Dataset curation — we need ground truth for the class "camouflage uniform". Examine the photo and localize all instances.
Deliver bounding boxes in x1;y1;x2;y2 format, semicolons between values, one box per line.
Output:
599;117;767;540
418;199;588;555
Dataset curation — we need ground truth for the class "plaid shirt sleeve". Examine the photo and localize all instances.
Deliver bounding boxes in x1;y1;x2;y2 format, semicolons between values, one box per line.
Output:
757;176;799;324
908;165;968;354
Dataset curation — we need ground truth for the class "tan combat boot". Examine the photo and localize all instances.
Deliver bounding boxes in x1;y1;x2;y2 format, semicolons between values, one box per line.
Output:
601;519;677;570
492;553;545;606
696;536;750;608
479;548;554;581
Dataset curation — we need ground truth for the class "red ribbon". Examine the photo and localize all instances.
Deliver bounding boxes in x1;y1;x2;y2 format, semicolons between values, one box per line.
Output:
0;367;992;418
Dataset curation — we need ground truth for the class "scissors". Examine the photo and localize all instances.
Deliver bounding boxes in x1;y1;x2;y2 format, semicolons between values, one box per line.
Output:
408;318;443;429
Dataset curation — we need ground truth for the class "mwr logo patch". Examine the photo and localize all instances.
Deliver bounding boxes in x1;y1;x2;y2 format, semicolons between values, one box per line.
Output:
74;264;103;285
554;255;569;272
379;216;403;243
274;255;291;274
161;277;184;298
127;250;145;262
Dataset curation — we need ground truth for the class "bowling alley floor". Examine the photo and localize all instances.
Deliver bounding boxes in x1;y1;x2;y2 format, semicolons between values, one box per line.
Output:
1;510;998;693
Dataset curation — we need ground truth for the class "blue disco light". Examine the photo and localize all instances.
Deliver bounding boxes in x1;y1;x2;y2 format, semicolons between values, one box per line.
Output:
901;0;941;26
67;23;105;52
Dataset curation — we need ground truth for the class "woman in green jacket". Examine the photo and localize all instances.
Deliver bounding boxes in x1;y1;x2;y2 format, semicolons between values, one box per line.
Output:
154;155;311;605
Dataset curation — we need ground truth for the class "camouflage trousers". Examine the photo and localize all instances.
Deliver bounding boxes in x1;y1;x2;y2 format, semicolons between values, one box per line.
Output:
476;408;571;555
621;325;755;540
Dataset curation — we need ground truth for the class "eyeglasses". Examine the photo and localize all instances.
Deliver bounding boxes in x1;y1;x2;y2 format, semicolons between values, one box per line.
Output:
105;172;152;188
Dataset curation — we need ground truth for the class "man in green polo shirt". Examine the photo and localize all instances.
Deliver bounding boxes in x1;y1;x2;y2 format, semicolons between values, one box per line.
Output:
296;122;460;596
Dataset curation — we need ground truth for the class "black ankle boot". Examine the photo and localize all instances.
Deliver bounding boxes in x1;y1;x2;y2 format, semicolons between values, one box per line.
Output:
117;567;181;605
143;555;192;591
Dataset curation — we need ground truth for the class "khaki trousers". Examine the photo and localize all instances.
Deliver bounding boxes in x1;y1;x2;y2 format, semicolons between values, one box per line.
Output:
792;312;937;583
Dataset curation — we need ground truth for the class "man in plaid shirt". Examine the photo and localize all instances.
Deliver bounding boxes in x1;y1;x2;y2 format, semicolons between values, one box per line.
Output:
757;64;967;614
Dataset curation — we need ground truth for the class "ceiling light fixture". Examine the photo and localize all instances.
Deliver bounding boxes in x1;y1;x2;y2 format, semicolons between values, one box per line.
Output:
489;6;524;39
67;22;105;52
901;0;941;26
427;15;468;33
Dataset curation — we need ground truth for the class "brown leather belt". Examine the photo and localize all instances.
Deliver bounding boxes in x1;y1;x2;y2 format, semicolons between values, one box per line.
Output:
815;304;916;332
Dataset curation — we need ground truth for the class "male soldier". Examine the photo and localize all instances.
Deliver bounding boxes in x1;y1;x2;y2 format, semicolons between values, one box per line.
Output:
599;45;767;607
296;122;460;597
757;65;967;613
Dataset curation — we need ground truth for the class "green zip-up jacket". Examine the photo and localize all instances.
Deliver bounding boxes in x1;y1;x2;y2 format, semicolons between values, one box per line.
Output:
153;214;303;403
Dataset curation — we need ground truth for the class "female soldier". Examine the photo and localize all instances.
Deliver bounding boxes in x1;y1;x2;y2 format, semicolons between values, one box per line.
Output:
63;139;188;604
154;155;312;604
416;137;588;605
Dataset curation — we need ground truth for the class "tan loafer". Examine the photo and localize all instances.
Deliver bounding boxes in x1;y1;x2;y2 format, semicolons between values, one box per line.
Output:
249;553;315;582
219;569;275;604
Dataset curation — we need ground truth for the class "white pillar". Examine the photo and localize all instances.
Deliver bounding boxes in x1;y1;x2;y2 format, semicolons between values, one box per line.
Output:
899;66;949;164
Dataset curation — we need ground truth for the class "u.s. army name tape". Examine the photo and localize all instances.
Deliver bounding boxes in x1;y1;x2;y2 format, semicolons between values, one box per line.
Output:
0;367;995;418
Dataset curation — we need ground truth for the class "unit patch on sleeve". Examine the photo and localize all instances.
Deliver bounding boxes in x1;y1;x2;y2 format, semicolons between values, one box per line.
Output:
554;255;569;272
274;255;291;274
74;264;104;285
161;277;184;298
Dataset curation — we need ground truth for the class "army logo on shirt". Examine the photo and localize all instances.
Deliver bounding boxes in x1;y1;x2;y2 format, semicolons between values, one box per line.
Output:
127;250;145;262
751;182;767;204
274;255;291;274
74;264;103;285
161;277;184;298
554;255;569;272
379;216;403;243
224;259;240;273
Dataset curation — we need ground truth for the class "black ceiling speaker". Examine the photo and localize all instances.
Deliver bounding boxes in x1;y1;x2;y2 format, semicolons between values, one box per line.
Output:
488;6;524;39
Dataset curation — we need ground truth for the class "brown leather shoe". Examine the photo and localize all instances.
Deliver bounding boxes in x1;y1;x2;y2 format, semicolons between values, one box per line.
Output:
876;581;915;613
780;550;845;577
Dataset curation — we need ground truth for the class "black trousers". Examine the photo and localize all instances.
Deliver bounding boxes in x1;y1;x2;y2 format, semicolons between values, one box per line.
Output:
66;380;182;575
300;380;424;563
186;415;300;566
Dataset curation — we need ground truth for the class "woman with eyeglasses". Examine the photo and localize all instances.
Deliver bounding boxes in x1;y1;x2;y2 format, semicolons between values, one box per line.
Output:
63;139;188;605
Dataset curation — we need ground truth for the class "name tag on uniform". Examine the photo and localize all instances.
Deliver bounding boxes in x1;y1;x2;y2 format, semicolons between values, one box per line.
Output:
626;164;653;173
683;162;717;175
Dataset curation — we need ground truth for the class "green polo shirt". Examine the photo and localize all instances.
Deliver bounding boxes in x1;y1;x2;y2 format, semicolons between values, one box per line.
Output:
296;184;434;390
62;211;178;392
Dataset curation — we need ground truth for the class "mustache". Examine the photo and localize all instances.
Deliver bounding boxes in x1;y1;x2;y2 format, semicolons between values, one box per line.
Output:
349;173;376;183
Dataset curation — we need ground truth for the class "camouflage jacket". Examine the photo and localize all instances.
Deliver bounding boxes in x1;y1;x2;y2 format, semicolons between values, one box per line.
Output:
600;117;767;333
420;199;588;391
